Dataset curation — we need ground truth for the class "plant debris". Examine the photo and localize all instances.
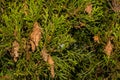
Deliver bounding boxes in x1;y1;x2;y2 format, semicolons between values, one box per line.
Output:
85;3;92;15
93;35;100;43
10;40;20;62
41;47;55;78
111;0;120;12
104;39;113;58
30;22;42;52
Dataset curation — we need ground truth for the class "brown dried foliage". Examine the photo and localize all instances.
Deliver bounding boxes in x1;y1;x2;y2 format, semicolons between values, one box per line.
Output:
104;40;113;58
10;40;20;62
48;55;55;78
30;22;42;52
85;3;92;14
93;35;100;43
0;75;10;80
41;47;55;78
111;0;120;12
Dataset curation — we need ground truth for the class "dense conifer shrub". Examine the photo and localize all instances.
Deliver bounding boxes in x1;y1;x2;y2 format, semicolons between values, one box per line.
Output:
0;0;120;80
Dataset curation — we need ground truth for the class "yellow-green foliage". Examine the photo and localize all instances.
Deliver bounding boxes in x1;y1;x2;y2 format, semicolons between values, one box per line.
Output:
0;0;120;80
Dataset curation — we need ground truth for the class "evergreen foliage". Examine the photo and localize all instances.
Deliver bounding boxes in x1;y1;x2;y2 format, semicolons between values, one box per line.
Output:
0;0;120;80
